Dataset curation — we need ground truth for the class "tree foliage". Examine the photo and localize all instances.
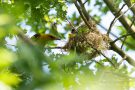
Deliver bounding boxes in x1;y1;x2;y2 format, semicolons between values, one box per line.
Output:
0;0;135;90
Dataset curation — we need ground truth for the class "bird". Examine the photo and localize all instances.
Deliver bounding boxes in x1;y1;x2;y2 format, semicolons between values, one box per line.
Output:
31;33;60;48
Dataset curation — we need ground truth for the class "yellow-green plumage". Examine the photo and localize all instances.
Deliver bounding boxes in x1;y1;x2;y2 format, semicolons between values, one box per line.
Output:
31;33;60;48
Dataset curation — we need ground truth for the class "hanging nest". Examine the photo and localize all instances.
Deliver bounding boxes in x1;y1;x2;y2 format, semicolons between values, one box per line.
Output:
85;30;110;50
63;30;110;59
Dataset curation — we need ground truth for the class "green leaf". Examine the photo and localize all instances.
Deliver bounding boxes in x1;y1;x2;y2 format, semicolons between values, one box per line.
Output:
131;0;135;4
62;5;67;11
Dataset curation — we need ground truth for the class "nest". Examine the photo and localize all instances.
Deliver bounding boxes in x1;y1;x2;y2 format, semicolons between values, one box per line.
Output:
85;31;110;50
63;30;110;59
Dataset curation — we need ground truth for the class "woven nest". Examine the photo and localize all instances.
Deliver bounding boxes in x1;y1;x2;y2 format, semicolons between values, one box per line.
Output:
63;30;110;59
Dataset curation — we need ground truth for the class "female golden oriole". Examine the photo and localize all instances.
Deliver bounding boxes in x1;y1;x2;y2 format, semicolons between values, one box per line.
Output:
31;33;60;47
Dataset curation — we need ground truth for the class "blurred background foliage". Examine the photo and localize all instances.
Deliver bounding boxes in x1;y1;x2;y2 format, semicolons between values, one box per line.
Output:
0;0;135;90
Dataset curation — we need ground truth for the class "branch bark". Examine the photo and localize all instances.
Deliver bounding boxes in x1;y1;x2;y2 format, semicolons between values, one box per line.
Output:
124;0;135;15
74;0;97;31
110;41;135;66
74;1;92;31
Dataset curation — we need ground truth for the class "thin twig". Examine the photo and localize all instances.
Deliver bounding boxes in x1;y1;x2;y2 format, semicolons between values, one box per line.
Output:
112;32;135;43
91;16;119;38
107;3;135;35
107;4;126;35
121;15;135;49
44;46;62;49
65;17;76;30
87;43;116;68
130;15;135;29
120;36;127;49
83;0;88;5
114;3;135;25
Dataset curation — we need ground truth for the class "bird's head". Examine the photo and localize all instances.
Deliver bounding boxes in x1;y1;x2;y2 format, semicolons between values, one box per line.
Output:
31;33;61;47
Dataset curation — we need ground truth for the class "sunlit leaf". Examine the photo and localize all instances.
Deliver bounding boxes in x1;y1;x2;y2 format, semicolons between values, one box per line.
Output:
0;48;16;69
0;70;21;86
131;0;135;4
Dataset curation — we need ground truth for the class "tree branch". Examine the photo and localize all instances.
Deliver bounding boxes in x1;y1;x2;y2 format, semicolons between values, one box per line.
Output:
124;0;135;15
103;0;135;39
107;4;126;35
112;32;135;43
121;15;135;49
83;0;88;5
74;1;92;31
107;3;135;35
90;46;116;67
44;46;62;49
74;0;96;31
77;0;90;20
110;41;135;66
